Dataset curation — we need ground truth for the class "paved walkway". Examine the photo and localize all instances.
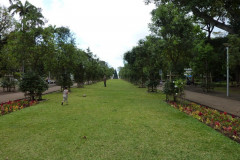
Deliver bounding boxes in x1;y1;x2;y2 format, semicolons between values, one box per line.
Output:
184;90;240;117
0;84;77;104
158;85;240;117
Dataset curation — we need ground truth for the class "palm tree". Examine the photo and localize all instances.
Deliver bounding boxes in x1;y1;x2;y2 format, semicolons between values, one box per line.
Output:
8;0;45;73
8;0;44;31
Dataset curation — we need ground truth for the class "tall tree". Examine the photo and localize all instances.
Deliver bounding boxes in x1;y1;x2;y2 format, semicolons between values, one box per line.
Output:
0;5;14;41
228;35;240;84
0;5;16;77
73;49;87;87
52;26;76;90
145;0;240;34
8;0;45;73
150;3;196;77
8;0;44;31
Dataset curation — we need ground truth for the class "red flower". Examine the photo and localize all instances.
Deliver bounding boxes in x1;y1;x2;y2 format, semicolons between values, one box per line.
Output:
1;106;4;115
232;115;235;118
215;121;220;126
234;130;237;136
224;112;227;115
227;126;232;131
198;112;203;116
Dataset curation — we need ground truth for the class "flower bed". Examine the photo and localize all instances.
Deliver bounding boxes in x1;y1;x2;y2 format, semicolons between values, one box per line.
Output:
169;101;240;143
1;99;37;116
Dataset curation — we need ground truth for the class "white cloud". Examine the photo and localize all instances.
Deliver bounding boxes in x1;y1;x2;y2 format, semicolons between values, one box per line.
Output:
4;0;155;69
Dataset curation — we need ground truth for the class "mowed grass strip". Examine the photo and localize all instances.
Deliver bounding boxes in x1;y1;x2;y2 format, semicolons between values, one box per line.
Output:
0;79;239;160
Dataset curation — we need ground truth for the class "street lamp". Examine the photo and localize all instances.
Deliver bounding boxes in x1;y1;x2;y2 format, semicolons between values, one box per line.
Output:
223;43;229;97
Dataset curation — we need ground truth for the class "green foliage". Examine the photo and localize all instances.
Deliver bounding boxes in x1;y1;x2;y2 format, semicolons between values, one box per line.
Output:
163;79;185;101
163;80;175;100
19;71;48;100
174;79;185;95
0;77;16;91
150;3;196;75
8;0;45;31
146;79;159;92
228;35;240;68
190;41;214;75
146;0;240;34
0;6;15;42
0;0;114;98
228;34;240;84
121;37;162;88
56;73;73;90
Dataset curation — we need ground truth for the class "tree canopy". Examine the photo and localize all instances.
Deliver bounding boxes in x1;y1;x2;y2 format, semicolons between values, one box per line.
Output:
145;0;240;34
0;0;114;96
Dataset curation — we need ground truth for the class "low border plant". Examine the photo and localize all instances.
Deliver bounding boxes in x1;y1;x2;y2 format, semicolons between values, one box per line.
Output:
169;101;240;143
1;99;37;116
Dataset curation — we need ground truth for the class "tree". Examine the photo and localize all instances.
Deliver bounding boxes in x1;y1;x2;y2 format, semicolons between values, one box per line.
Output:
228;35;240;84
146;0;240;34
0;5;15;43
19;71;48;100
121;36;162;91
51;26;76;90
190;40;215;92
0;6;16;77
73;49;87;87
84;48;99;84
7;0;46;74
8;0;44;31
150;3;196;78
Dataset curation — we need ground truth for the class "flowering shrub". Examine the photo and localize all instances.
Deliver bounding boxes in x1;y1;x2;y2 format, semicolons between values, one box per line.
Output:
1;99;37;116
163;79;185;101
169;101;240;143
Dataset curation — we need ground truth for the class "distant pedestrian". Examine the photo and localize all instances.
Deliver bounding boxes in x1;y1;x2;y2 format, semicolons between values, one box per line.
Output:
61;87;69;105
103;75;107;87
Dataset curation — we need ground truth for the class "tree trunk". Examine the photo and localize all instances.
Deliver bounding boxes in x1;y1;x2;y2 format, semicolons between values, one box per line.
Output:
191;7;235;34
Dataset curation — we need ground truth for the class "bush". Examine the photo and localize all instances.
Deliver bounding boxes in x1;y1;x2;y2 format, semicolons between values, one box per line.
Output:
0;77;16;92
163;79;185;101
56;73;73;91
146;79;159;92
163;80;175;101
19;71;48;100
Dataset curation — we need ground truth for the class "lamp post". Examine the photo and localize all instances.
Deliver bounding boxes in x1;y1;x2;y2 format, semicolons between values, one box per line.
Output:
226;46;229;97
223;43;229;97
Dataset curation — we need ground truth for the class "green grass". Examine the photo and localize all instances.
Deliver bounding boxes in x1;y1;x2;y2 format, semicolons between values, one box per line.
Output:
215;86;240;94
0;79;239;160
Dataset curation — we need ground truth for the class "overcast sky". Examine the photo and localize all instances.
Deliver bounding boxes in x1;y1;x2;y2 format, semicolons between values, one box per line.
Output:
2;0;155;69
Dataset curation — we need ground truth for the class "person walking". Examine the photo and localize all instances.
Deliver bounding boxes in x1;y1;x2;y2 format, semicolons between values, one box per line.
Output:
61;87;69;105
103;75;107;87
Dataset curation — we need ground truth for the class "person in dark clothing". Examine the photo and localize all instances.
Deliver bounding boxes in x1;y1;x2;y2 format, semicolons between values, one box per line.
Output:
103;75;107;87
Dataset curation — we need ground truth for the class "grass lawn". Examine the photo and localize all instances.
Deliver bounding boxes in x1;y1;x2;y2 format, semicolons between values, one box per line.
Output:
0;79;239;160
215;86;240;95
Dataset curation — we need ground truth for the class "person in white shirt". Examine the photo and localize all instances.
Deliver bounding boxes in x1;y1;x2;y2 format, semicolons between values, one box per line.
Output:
61;87;69;105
